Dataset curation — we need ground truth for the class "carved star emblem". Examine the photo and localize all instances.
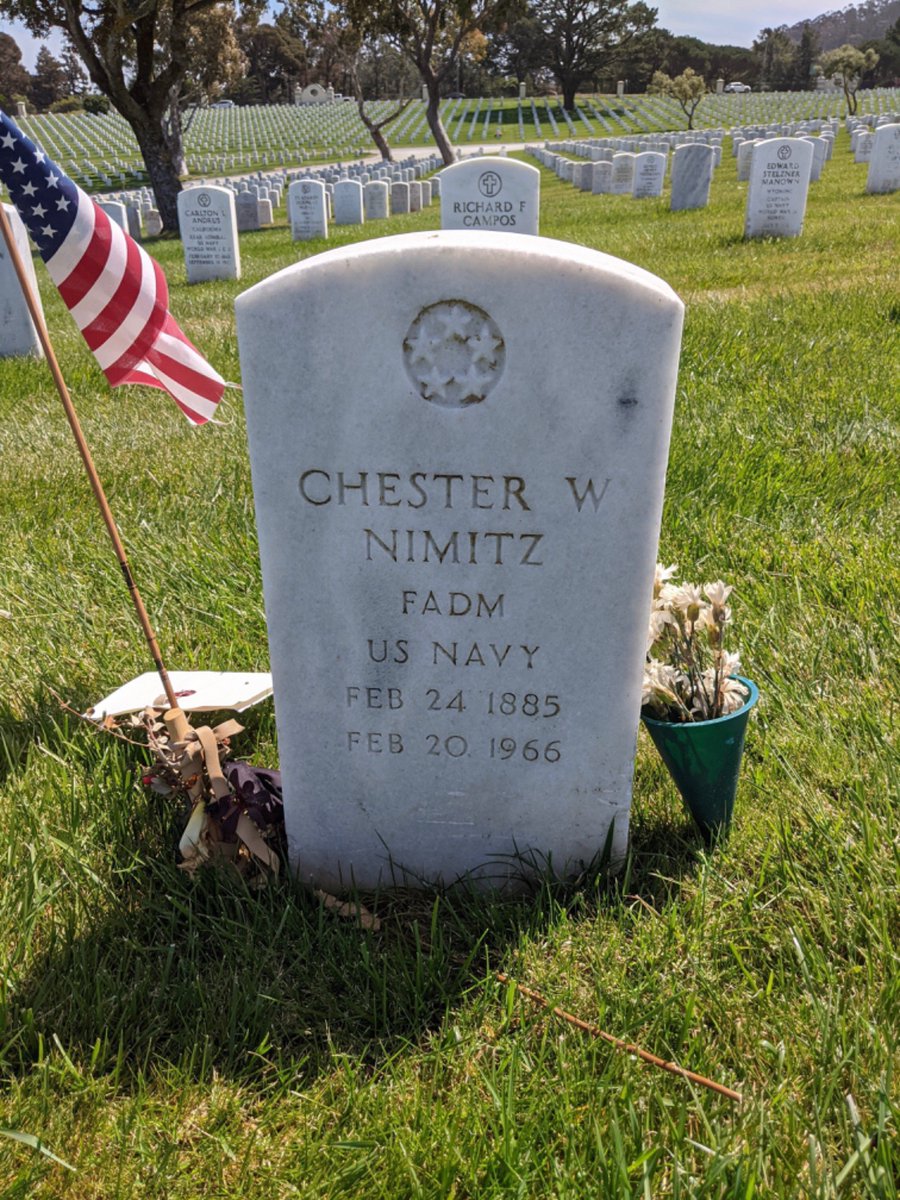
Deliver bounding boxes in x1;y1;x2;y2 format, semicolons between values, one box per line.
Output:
466;330;501;368
438;303;474;341
420;365;454;401
404;324;440;366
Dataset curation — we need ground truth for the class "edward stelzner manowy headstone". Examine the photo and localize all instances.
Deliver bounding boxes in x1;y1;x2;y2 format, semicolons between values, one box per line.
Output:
235;231;684;890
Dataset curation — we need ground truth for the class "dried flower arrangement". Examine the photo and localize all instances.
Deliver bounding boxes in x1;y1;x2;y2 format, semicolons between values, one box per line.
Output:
642;564;748;723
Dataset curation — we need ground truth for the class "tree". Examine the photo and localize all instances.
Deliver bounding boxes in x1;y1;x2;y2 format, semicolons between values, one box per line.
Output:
817;42;880;113
28;45;68;110
60;40;88;95
349;53;412;161
0;0;248;231
753;25;795;90
239;22;307;103
791;22;819;90
865;17;900;86
530;0;658;112
648;66;705;128
0;32;31;109
341;0;523;165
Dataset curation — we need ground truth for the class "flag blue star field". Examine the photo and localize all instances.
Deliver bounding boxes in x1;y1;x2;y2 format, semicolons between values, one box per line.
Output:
0;108;225;424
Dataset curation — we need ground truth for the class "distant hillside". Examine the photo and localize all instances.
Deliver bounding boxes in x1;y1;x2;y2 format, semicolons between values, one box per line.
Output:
784;0;900;49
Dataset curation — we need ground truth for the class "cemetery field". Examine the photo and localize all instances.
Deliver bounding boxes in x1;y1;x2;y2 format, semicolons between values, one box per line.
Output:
1;132;898;1197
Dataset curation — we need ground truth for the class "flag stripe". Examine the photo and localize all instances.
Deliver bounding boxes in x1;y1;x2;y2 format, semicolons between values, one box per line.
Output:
93;243;157;370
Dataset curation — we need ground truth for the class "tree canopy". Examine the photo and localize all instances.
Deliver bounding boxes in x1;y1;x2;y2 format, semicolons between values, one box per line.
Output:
530;0;657;110
0;0;252;229
817;42;880;112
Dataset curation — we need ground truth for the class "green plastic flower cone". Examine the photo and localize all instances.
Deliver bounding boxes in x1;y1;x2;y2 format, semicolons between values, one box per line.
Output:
641;677;759;839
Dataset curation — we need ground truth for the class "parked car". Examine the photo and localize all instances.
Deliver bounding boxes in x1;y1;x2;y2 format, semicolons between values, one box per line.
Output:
724;82;751;93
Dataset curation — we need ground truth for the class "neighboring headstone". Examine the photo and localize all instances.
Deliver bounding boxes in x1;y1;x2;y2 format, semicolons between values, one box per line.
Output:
736;139;756;182
334;180;365;225
257;198;274;226
610;153;635;195
235;230;684;890
177;185;241;284
440;157;540;235
235;191;260;232
392;182;411;214
409;180;422;212
670;143;715;211
744;138;814;239
99;200;128;230
125;203;142;240
144;209;163;236
0;203;44;358
866;123;900;193
632;152;666;198
592;161;612;194
288;179;329;240
364;180;390;220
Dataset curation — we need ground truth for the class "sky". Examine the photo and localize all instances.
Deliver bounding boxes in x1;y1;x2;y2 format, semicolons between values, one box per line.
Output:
4;2;827;72
653;1;823;47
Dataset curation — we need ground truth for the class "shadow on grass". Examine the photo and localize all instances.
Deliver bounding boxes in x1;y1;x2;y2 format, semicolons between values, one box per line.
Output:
1;714;704;1092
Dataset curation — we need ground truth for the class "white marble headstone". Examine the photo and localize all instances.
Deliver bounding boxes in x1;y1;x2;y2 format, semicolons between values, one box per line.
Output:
235;191;260;232
235;231;684;890
744;138;814;239
866;124;900;193
99;201;128;230
289;179;329;240
0;203;44;358
632;152;666;198
333;180;364;226
610;153;635;195
440;158;540;236
670;144;715;211
177;186;241;284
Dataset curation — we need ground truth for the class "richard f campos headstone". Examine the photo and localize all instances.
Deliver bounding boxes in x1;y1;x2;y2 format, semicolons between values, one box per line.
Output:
235;231;683;890
440;157;540;235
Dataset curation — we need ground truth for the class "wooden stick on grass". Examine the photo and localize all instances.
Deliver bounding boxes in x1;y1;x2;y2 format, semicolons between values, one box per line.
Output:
496;972;742;1103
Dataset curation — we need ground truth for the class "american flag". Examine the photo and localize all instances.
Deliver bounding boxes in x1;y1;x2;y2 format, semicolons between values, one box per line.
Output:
0;108;225;425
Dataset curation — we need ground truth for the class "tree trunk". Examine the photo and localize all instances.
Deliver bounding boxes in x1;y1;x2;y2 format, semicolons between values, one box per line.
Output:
425;83;455;165
370;123;395;162
131;117;184;231
562;82;577;112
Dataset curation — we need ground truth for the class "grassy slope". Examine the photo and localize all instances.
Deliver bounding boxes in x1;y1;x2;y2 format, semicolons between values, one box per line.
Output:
0;133;897;1198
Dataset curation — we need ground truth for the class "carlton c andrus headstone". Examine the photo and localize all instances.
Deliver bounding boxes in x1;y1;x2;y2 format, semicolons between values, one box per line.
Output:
235;230;684;890
177;186;241;283
440;157;540;235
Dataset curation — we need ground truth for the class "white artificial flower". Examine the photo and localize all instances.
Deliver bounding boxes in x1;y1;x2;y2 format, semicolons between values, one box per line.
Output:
669;583;704;623
647;607;674;648
703;580;733;608
653;562;678;599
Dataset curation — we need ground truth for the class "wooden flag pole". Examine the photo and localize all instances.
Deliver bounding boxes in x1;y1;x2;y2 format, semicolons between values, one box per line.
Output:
0;202;181;715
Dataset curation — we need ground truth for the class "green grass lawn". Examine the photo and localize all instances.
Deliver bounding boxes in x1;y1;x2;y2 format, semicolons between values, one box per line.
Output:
0;133;897;1198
